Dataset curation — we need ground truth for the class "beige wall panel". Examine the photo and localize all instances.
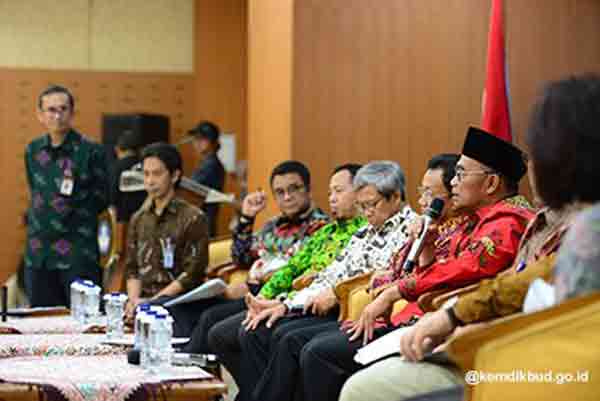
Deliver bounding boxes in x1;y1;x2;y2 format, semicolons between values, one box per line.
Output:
0;0;89;69
90;0;194;72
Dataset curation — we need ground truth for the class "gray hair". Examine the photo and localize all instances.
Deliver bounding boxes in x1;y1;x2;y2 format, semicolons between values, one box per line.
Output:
353;160;406;201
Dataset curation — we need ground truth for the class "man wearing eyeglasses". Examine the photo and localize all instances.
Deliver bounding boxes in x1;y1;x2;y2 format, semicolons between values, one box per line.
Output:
24;85;108;307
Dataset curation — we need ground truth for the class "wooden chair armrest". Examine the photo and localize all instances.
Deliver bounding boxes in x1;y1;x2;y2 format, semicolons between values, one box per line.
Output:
206;261;235;277
215;264;245;283
335;272;373;321
209;234;233;243
446;292;600;373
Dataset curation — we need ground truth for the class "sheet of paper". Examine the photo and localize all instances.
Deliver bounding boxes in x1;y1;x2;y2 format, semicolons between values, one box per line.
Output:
163;279;227;307
354;326;412;365
523;278;556;314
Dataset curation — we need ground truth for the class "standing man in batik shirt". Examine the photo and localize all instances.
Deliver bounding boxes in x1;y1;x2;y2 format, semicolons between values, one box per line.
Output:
24;85;108;307
225;161;417;401
170;160;329;350
124;143;209;319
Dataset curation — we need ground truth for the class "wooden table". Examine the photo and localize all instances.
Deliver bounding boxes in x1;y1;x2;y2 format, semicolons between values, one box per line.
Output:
0;379;227;401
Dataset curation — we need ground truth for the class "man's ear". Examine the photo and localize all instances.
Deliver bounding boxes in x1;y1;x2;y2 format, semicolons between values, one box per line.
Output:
36;108;44;124
172;169;182;185
390;191;403;207
485;174;501;195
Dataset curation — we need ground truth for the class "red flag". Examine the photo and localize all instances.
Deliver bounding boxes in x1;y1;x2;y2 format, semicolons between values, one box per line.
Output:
481;0;512;142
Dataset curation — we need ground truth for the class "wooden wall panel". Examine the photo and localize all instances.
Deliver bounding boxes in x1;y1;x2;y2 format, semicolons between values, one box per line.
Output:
193;0;248;233
247;0;294;226
292;0;600;211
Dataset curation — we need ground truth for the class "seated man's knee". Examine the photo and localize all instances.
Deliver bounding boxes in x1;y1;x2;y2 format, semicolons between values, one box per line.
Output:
338;370;370;401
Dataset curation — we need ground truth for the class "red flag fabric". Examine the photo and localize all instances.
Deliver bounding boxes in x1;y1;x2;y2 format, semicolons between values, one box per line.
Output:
481;0;512;142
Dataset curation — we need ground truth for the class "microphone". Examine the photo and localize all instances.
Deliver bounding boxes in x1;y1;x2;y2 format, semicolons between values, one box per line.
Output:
403;198;445;273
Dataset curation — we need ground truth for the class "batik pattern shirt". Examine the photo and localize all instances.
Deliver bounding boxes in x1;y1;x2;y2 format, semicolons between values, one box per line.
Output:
451;204;587;324
395;195;535;301
259;216;367;299
231;206;330;270
125;197;209;297
284;206;417;309
370;215;470;291
24;130;108;271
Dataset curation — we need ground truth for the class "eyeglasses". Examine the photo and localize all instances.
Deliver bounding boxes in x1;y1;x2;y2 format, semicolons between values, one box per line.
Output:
417;186;447;202
356;196;385;214
42;105;71;115
274;183;305;199
454;168;495;182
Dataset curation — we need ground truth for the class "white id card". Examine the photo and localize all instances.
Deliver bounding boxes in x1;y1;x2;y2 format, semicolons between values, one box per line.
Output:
60;174;74;196
161;237;175;269
163;248;174;269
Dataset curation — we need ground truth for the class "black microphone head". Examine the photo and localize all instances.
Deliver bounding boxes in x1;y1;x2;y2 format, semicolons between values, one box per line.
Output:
426;198;445;220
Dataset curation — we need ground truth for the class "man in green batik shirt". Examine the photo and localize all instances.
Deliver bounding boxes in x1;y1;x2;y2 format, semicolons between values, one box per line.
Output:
24;85;108;307
257;188;365;301
251;164;367;303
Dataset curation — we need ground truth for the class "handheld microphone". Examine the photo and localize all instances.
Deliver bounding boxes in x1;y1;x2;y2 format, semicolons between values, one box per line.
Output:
403;198;445;273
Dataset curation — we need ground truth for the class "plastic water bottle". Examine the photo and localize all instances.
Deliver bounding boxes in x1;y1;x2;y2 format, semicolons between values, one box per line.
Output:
80;280;95;321
140;311;157;369
148;313;173;373
70;280;84;322
134;304;151;349
82;283;101;324
104;293;128;339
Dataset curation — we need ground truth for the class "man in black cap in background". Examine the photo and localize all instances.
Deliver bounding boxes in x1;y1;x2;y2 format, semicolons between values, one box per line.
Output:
189;121;226;237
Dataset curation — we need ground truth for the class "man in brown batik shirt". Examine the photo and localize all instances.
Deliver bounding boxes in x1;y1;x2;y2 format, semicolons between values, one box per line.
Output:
124;143;209;319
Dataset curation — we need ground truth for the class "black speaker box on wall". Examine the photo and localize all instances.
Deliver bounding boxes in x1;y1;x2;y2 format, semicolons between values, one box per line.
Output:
101;113;170;165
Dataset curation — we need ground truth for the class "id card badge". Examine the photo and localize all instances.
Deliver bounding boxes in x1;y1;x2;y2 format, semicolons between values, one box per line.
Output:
60;169;74;196
161;238;175;269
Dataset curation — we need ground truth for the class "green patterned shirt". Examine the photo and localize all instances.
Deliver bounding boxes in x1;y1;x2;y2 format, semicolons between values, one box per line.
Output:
259;216;367;299
24;130;108;271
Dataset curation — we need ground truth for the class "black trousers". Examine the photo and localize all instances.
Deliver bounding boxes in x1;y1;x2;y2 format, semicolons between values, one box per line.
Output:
28;265;102;307
169;297;245;354
299;325;395;401
246;314;339;401
208;310;337;401
207;309;246;393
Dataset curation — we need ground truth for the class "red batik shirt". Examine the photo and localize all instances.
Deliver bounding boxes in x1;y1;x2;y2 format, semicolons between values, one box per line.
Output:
390;195;535;325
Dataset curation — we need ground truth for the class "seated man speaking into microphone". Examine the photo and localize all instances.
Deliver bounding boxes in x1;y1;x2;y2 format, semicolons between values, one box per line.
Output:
263;127;535;401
